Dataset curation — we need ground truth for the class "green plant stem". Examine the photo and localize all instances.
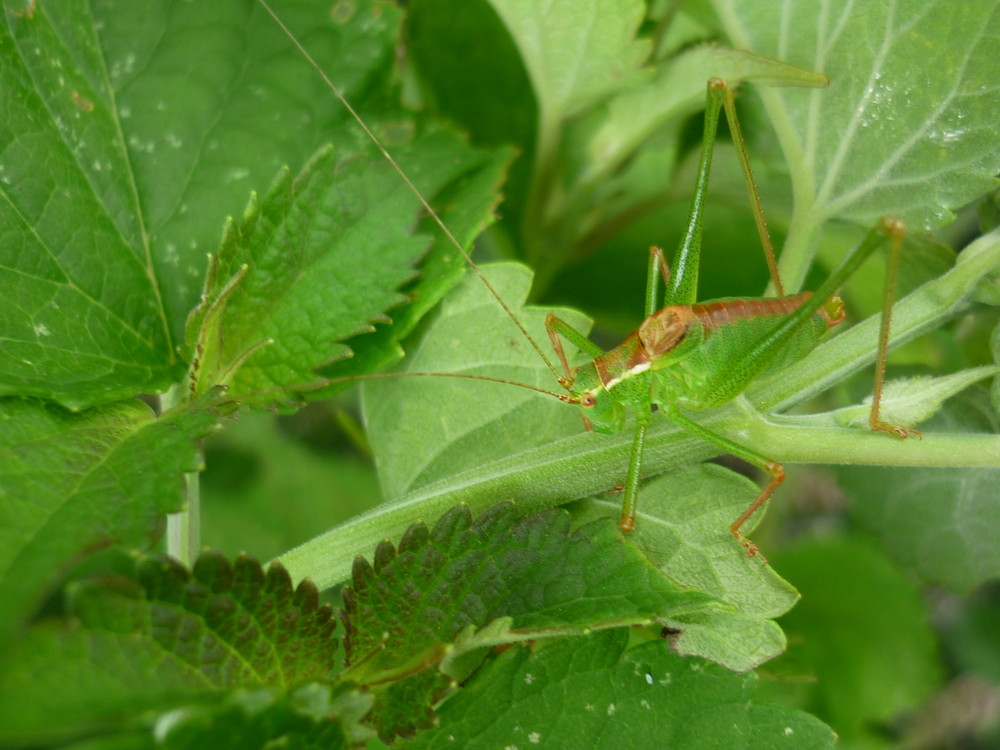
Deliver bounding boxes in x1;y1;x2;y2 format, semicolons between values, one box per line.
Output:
166;472;201;568
162;384;200;566
276;401;1000;590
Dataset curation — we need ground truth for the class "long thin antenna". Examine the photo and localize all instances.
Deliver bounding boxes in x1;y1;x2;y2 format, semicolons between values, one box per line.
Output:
257;0;566;385
231;370;580;406
325;372;578;403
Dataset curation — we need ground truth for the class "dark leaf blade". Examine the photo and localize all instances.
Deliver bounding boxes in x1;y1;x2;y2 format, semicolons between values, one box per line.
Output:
0;552;348;747
400;629;835;749
1;7;177;406
368;670;451;742
92;0;402;344
0;396;224;642
341;504;720;683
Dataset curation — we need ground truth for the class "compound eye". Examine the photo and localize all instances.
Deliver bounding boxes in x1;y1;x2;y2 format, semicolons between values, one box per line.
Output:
581;393;597;409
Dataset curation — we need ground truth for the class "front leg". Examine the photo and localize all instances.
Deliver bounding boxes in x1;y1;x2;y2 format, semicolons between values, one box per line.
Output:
545;313;603;388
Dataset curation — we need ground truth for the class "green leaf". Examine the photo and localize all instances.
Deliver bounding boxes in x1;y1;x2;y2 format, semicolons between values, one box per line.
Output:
1;0;408;408
313;139;517;394
1;7;178;406
487;0;651;122
714;0;1000;289
766;538;942;747
0;396;223;643
341;504;718;684
401;629;836;749
582;46;827;191
0;552;345;746
186;131;509;407
788;366;1000;430
591;466;800;672
93;0;401;342
842;465;1000;592
720;0;1000;229
367;670;450;743
363;263;589;500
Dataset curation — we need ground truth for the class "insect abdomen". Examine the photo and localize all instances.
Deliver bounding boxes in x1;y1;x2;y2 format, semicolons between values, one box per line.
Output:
658;292;836;410
692;293;814;331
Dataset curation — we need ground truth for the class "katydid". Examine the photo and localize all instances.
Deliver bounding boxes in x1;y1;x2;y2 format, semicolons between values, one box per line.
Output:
259;3;917;559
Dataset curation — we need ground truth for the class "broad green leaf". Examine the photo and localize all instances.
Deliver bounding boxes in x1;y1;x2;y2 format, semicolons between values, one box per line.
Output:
487;0;651;125
0;396;223;644
842;465;1000;592
584;466;799;671
341;504;719;684
766;539;942;747
1;7;177;406
92;0;400;342
0;553;345;746
401;629;835;749
1;0;402;408
837;372;1000;595
714;0;1000;288
583;46;827;191
363;263;589;501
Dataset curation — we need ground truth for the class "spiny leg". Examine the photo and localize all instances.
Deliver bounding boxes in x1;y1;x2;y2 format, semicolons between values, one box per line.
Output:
715;79;784;295
868;217;922;439
620;247;672;531
619;413;651;532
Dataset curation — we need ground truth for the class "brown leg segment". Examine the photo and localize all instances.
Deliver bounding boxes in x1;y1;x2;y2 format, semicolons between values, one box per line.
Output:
868;217;922;440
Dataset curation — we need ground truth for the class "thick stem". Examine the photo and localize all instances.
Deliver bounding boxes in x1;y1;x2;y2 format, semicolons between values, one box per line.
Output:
275;401;1000;591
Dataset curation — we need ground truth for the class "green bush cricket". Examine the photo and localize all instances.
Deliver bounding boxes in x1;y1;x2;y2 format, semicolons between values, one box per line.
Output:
260;2;917;560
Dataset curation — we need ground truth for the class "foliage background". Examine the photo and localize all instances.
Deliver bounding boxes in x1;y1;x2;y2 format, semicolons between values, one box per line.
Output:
1;0;999;747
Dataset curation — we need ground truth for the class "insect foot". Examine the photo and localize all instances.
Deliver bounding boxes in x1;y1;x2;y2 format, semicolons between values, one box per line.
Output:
730;528;769;566
872;421;924;440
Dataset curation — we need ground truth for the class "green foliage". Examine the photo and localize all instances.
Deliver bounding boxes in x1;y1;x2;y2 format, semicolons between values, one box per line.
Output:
762;539;941;749
402;629;836;749
0;397;227;645
0;552;361;747
341;504;717;679
2;0;1000;747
